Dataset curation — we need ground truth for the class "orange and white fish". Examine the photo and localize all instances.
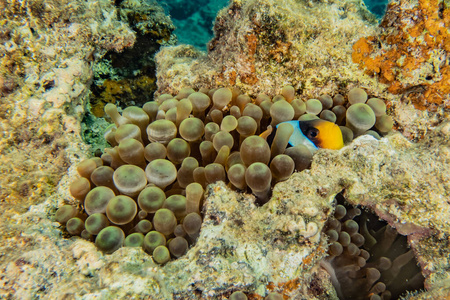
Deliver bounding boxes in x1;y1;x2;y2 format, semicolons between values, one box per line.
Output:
263;119;344;153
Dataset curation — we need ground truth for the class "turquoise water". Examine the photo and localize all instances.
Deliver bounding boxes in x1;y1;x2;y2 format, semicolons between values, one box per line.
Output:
365;0;389;18
158;0;389;50
158;0;229;50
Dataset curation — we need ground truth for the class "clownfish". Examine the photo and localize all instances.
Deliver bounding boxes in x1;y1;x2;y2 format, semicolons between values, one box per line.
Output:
262;119;344;153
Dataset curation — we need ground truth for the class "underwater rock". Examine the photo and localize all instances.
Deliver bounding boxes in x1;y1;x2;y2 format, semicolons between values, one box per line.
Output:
155;0;379;97
1;0;450;299
156;0;448;142
0;0;135;223
352;0;450;112
90;0;177;117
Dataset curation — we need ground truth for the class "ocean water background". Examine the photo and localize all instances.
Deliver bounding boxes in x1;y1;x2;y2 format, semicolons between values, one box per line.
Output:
157;0;389;50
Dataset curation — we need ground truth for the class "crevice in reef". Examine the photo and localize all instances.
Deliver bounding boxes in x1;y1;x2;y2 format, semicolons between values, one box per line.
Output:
82;0;177;148
323;193;424;300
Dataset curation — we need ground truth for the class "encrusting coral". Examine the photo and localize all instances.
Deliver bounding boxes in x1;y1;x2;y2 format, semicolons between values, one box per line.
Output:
352;0;450;111
56;85;392;265
0;0;137;228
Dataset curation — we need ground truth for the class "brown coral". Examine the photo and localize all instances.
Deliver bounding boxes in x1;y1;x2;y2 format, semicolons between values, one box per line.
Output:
352;0;450;111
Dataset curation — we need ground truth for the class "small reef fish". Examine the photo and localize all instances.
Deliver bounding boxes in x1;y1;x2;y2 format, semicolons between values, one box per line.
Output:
263;119;344;153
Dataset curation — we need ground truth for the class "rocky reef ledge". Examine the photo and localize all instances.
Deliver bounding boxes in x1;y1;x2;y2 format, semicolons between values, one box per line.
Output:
1;123;450;299
0;0;449;299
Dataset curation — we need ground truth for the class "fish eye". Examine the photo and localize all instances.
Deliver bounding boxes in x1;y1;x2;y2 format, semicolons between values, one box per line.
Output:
307;128;319;139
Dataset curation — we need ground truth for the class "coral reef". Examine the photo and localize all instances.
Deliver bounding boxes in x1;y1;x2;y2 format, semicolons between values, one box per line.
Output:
89;0;177;117
155;0;379;97
161;0;387;51
0;0;135;223
155;0;448;142
2;123;450;298
1;0;450;298
352;0;450;111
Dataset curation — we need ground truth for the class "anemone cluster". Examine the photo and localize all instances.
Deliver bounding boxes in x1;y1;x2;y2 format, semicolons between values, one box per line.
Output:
56;85;393;263
229;291;283;300
321;195;424;300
